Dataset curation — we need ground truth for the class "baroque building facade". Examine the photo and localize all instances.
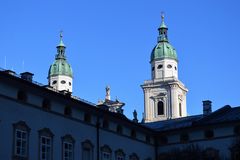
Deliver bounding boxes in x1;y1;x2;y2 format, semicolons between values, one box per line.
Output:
0;16;240;160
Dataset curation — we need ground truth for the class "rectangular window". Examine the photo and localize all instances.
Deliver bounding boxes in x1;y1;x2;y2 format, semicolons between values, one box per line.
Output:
15;129;27;157
40;136;52;160
63;142;73;160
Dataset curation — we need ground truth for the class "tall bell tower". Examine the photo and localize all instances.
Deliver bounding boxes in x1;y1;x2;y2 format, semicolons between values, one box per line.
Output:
48;33;73;92
141;15;188;123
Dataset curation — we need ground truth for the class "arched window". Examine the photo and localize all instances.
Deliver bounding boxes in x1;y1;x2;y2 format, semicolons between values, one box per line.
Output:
204;130;214;139
157;101;164;115
62;134;75;160
129;153;139;160
157;65;163;69
145;135;150;143
17;90;27;102
102;119;109;129
64;106;72;117
115;149;125;160
84;113;91;123
101;145;112;160
159;136;168;145
42;99;51;111
13;121;31;159
82;140;94;160
38;128;54;160
179;103;182;117
180;133;189;143
131;130;136;139
116;125;123;134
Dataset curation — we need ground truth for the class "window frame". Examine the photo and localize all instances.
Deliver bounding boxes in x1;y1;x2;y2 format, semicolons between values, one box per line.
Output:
115;149;125;160
129;153;139;160
82;140;94;160
100;145;112;160
12;121;31;160
62;134;75;160
38;128;54;160
17;90;27;102
157;101;164;115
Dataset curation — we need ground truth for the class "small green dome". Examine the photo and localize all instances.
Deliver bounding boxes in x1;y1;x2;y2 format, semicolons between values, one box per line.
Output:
151;42;177;62
48;33;73;78
151;15;177;62
48;59;73;77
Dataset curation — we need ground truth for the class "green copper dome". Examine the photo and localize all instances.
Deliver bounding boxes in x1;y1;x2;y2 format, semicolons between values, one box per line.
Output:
48;59;73;77
151;42;177;62
150;15;178;62
48;33;73;78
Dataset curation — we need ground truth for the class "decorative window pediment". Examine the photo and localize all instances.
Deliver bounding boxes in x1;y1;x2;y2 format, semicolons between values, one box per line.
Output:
101;145;112;160
115;149;125;160
38;128;54;137
129;153;139;160
13;121;30;159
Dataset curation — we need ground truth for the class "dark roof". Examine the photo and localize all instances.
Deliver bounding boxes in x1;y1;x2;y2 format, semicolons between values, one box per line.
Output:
143;105;240;132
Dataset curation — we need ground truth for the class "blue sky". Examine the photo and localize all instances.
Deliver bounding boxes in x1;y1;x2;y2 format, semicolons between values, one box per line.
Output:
1;0;240;120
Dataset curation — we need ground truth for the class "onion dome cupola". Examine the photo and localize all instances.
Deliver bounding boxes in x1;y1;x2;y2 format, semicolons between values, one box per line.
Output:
48;32;73;93
150;14;178;63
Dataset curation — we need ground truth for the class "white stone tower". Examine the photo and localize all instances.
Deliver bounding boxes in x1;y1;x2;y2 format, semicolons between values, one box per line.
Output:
141;15;188;123
48;33;73;92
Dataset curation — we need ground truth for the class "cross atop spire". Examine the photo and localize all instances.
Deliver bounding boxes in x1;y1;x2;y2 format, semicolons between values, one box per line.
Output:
58;30;65;47
159;12;167;29
161;12;165;22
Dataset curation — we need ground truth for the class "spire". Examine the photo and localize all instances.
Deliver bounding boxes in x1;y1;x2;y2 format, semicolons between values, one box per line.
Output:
56;31;66;60
158;12;168;42
58;31;65;47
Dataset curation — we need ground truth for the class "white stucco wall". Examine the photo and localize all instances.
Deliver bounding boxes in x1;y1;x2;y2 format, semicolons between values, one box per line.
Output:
49;75;73;92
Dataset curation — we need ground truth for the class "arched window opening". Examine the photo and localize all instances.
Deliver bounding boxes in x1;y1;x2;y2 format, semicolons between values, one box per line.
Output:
157;65;163;69
64;106;72;117
157;101;164;115
204;130;214;139
159;136;168;145
13;121;31;159
116;125;123;134
42;99;51;111
17;90;27;102
82;140;94;160
102;119;109;129
115;149;125;160
38;128;54;160
131;130;136;139
84;113;91;123
101;145;112;160
145;135;150;143
180;133;189;143
129;153;139;160
62;135;75;160
179;103;182;117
